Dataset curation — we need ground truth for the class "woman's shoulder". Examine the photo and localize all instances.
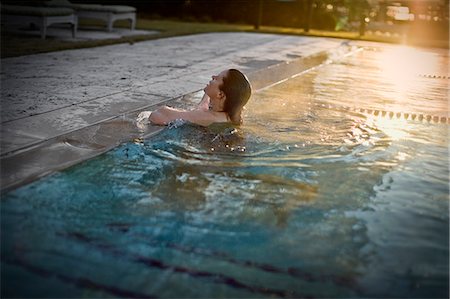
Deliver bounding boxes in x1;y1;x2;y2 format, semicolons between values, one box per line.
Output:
175;109;227;127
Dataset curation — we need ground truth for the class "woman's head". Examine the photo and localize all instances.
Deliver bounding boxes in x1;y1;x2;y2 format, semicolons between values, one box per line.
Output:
204;69;252;125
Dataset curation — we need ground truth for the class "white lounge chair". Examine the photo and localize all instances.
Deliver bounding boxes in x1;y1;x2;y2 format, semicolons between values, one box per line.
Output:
1;4;77;39
45;0;136;32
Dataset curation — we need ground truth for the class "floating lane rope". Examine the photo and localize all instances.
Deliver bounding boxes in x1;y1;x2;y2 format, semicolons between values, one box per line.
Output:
314;103;449;124
418;74;450;79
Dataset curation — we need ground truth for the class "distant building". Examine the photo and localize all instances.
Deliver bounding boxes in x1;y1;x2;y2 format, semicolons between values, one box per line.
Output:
374;0;448;22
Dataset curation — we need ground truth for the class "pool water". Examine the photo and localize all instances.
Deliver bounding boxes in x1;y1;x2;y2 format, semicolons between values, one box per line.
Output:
2;44;449;298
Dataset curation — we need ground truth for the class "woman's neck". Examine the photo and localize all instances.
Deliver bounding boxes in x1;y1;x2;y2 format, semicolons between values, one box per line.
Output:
209;110;229;123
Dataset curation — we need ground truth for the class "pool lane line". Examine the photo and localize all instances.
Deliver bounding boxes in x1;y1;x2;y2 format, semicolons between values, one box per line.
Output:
2;257;157;299
126;231;358;290
313;102;450;124
418;74;450;79
84;226;360;292
60;231;317;298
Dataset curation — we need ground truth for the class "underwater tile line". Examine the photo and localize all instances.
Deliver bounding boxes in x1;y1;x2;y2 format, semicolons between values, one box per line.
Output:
61;231;316;298
67;227;360;293
126;231;358;290
2;257;157;299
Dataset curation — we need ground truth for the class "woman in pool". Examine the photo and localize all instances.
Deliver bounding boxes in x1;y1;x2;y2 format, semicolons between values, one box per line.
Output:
139;69;251;127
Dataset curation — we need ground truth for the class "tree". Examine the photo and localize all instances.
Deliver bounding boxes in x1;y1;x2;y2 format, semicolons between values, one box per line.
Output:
255;0;263;29
304;0;314;32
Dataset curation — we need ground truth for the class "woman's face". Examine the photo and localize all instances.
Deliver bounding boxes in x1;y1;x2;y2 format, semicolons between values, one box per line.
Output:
204;70;228;111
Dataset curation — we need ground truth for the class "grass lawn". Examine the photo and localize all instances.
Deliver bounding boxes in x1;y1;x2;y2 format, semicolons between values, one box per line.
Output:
1;18;448;58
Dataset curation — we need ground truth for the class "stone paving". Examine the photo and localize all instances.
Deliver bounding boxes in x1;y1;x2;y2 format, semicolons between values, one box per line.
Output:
1;32;351;190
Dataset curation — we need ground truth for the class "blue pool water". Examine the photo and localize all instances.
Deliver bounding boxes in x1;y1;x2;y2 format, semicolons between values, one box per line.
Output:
2;44;449;298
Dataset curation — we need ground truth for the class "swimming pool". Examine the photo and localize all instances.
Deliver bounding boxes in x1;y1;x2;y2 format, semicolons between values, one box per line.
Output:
2;43;448;298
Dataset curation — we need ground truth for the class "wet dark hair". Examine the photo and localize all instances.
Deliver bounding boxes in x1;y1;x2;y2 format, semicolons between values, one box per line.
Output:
220;69;252;125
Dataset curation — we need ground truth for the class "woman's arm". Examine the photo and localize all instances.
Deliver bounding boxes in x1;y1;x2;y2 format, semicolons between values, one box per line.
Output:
149;106;217;127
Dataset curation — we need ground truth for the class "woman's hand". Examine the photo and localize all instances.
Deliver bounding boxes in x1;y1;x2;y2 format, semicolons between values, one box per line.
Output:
137;106;179;126
140;105;220;127
149;106;176;125
136;110;152;123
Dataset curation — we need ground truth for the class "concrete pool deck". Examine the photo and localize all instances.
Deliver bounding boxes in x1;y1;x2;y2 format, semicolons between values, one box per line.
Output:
1;32;354;191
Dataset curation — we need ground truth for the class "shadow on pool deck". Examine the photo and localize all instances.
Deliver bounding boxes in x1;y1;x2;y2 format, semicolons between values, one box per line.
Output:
0;33;356;192
3;24;158;41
